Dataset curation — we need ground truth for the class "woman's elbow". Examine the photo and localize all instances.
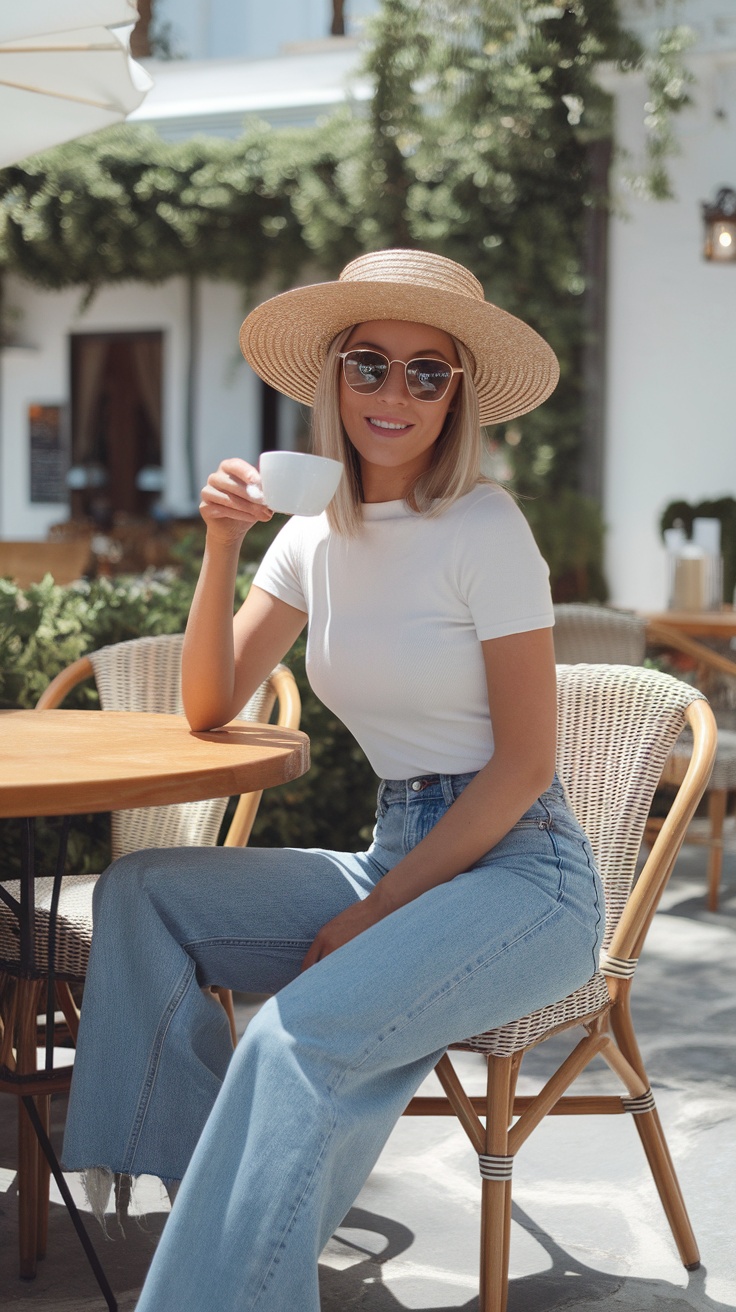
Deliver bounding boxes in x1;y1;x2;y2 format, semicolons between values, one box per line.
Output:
528;736;557;797
182;692;228;733
186;711;214;733
503;744;556;801
536;759;556;796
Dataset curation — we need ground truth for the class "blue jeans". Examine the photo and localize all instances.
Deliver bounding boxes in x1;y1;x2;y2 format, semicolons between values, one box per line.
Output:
62;773;604;1312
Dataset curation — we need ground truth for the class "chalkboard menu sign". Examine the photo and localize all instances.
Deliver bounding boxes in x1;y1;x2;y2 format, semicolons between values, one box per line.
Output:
29;404;67;503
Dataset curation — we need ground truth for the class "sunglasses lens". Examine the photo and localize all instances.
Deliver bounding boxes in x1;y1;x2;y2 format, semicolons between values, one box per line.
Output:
406;359;454;400
342;351;456;401
342;350;389;393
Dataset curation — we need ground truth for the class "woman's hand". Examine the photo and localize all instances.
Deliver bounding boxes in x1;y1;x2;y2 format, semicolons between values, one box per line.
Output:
199;458;273;546
301;896;389;971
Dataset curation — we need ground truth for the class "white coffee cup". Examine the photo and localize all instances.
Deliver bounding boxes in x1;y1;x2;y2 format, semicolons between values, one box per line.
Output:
248;451;343;517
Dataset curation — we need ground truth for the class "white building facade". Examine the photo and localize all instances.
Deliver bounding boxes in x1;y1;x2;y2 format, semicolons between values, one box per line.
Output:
0;17;370;531
604;0;736;608
0;0;733;610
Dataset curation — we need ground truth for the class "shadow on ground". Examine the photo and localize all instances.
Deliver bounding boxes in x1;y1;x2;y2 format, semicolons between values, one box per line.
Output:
319;1204;734;1312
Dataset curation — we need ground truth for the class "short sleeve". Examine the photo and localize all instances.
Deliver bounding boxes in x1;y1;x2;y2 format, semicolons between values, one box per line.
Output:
252;518;309;613
454;487;554;640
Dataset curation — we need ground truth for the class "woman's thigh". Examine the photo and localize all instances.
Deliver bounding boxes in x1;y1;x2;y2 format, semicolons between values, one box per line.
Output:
253;812;604;1079
92;842;386;996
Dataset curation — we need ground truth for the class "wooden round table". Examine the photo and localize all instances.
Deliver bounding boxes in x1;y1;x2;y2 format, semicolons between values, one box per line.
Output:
0;708;310;818
644;608;736;640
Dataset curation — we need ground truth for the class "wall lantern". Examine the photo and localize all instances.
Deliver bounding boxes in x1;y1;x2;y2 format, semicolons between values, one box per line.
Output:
702;187;736;261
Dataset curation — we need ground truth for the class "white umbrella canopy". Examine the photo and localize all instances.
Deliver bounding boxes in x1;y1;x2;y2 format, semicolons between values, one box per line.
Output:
0;0;153;168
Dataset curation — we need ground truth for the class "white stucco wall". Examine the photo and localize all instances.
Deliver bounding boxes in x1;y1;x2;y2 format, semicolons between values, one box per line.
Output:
195;280;264;480
604;41;736;608
0;276;262;537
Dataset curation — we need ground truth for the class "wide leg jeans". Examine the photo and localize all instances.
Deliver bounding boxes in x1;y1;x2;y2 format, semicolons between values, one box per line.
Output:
62;773;604;1312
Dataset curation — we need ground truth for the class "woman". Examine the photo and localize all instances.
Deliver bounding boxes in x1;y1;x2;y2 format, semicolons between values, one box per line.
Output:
62;249;604;1311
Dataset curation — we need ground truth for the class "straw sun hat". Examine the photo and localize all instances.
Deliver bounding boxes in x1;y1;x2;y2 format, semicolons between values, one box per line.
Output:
239;248;559;427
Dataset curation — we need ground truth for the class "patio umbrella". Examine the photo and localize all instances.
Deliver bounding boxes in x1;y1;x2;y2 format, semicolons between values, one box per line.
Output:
0;0;152;168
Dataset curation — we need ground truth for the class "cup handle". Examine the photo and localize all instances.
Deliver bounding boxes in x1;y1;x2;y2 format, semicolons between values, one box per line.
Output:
245;483;265;504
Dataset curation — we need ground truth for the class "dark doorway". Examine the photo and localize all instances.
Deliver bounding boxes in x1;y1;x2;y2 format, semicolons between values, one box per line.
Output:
260;380;280;454
259;380;310;455
70;332;163;525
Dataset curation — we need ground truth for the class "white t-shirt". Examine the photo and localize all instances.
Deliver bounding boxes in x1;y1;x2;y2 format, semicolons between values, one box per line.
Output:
253;483;553;780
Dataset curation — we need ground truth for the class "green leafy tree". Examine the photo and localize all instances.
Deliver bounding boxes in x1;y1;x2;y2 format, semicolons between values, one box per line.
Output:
350;0;692;497
0;120;360;297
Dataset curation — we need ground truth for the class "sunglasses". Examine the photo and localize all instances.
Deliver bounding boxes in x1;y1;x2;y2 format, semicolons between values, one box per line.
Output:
337;349;463;402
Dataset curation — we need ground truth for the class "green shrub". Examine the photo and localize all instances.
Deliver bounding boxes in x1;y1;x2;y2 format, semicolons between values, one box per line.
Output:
522;490;608;603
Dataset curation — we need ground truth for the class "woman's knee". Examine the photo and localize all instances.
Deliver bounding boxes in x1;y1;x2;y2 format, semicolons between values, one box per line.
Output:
92;849;172;924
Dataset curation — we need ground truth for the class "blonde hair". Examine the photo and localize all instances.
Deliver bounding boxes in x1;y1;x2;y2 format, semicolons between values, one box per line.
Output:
311;328;488;536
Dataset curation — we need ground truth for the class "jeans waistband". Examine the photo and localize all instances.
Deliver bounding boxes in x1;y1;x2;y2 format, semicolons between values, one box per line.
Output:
379;772;479;807
379;771;566;809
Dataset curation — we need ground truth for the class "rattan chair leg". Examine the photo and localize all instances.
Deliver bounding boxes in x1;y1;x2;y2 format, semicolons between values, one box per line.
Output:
55;981;81;1043
706;788;727;912
610;993;699;1268
35;1095;51;1260
433;1054;485;1152
18;1100;40;1277
480;1055;517;1312
480;1178;513;1312
0;972;19;1070
597;1035;648;1098
631;1104;700;1268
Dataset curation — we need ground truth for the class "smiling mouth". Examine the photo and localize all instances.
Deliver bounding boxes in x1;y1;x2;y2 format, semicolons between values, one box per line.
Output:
368;417;411;431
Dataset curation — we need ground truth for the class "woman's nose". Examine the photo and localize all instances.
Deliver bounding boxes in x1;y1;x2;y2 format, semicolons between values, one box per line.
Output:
379;360;409;402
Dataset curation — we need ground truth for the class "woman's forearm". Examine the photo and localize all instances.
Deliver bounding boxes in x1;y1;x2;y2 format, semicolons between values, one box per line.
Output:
182;536;243;730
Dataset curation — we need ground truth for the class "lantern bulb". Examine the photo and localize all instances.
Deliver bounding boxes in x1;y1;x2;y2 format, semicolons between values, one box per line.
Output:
718;230;733;247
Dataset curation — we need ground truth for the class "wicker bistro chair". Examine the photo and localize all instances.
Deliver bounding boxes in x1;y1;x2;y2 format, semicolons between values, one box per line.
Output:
552;603;736;910
647;621;736;912
0;633;300;1280
552;601;647;665
403;664;717;1312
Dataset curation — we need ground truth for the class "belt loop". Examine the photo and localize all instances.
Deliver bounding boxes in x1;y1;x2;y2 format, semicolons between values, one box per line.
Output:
441;774;455;806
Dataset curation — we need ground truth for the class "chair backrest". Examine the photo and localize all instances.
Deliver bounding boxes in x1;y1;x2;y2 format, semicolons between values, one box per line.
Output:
555;663;707;951
55;634;297;857
553;603;647;666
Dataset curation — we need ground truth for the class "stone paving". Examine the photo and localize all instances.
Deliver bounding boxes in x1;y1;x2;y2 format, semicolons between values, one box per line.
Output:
1;843;734;1312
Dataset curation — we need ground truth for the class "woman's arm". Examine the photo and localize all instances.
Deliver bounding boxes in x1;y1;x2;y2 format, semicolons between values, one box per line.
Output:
182;458;307;731
301;625;557;967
